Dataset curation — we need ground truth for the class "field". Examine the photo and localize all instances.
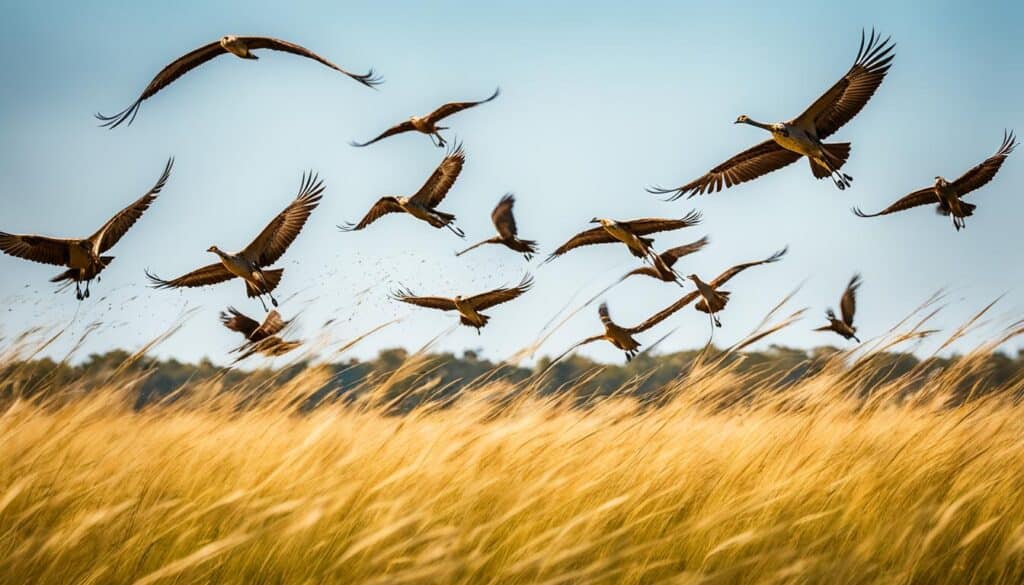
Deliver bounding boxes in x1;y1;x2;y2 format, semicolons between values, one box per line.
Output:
3;317;1024;584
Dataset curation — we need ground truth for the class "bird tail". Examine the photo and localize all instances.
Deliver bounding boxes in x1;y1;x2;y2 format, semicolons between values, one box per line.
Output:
961;201;977;216
49;256;113;283
695;290;730;314
509;238;539;256
810;142;851;178
460;314;489;328
50;268;79;284
247;268;284;297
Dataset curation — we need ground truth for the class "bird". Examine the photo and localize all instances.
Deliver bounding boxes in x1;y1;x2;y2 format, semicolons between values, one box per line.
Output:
97;35;381;128
390;275;534;333
455;193;538;260
220;307;301;362
339;144;466;237
146;172;324;311
649;29;894;199
853;131;1017;231
686;247;788;327
565;300;696;361
351;88;500;148
618;236;709;283
814;274;862;342
0;157;173;300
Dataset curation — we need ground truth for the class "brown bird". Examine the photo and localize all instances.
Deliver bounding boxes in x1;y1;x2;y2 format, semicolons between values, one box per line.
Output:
0;157;173;300
686;247;788;327
339;144;466;237
97;35;381;128
456;193;538;260
814;274;861;342
220;307;301;362
147;172;323;311
649;30;894;199
853;131;1016;231
566;299;696;361
390;275;533;333
351;88;500;148
618;236;709;283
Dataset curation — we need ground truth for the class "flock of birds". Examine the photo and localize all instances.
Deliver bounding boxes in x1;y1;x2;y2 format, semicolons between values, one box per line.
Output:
0;30;1017;362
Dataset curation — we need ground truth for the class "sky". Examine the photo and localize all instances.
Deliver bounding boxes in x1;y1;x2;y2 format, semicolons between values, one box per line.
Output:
0;0;1022;366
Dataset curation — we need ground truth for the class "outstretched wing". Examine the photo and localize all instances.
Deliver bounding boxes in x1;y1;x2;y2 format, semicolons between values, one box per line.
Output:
242;172;324;266
338;197;403;231
840;274;862;326
466;275;533;311
793;29;896;139
146;264;234;289
952;131;1017;197
620;210;702;235
544;226;618;262
661;236;710;267
92;157;174;253
390;287;458;312
409;143;465;208
241;36;382;88
220;306;261;337
254;310;288;340
425;87;500;124
0;233;72;267
710;246;788;288
349;120;417;147
491;193;519;239
626;291;700;334
647;140;802;201
852;187;935;218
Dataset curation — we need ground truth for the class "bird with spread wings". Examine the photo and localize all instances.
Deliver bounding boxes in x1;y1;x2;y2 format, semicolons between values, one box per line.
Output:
814;274;862;342
456;193;538;260
390;275;534;333
618;236;710;283
351;88;500;148
686;247;788;327
220;307;301;362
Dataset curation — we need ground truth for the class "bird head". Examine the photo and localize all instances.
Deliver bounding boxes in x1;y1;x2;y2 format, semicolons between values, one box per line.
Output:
453;295;464;303
934;176;949;187
686;274;700;282
734;115;750;125
221;35;238;44
207;245;221;254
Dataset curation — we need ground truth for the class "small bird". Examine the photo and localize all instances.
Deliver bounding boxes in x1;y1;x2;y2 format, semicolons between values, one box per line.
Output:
650;30;894;199
565;301;684;361
456;193;538;260
686;247;788;327
618;236;709;283
147;172;323;311
340;144;466;237
0;158;173;300
220;307;301;362
351;88;500;148
853;131;1017;231
814;274;862;342
390;275;534;333
97;35;381;128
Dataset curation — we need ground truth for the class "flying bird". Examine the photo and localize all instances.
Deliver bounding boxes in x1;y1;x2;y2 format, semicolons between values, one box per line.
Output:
853;131;1017;231
390;275;534;333
97;35;381;129
147;172;324;310
220;307;301;361
650;29;894;199
618;236;709;283
686;247;788;327
351;88;500;148
814;274;862;342
0;157;173;300
456;193;538;260
339;144;466;236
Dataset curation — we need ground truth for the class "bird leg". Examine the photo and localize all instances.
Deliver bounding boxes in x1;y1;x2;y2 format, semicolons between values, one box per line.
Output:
83;280;92;299
445;222;465;238
75;282;83;301
256;294;270;312
711;313;722;328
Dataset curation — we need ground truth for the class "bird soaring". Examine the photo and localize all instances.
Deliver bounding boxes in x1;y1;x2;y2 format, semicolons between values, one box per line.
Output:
146;172;324;311
686;247;788;327
649;30;894;198
390;275;534;333
565;300;696;361
220;307;301;362
351;88;500;148
853;131;1017;231
618;236;709;283
97;35;381;128
456;193;538;260
814;274;862;342
0;158;173;300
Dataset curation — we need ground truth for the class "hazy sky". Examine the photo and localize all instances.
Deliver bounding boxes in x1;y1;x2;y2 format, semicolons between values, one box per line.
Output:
1;0;1022;365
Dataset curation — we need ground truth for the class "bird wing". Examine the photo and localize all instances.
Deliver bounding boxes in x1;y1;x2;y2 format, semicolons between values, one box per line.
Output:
660;236;710;267
338;197;403;231
793;30;895;138
647;140;802;200
0;233;72;267
710;246;788;288
254;310;288;339
91;157;174;253
852;187;936;218
146;263;234;289
545;226;618;261
96;41;227;128
466;275;533;311
240;36;382;87
349;120;417;147
840;274;862;327
409;143;465;208
491;193;519;239
626;291;700;334
220;306;261;337
952;131;1017;197
242;172;324;266
424;87;500;124
390;288;458;311
620;210;702;235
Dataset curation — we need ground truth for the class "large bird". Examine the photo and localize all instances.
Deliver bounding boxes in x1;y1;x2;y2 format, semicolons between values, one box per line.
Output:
686;247;788;327
339;144;466;236
351;88;500;148
650;30;894;199
97;35;381;128
456;193;538;260
618;236;709;283
853;131;1017;231
390;275;533;333
220;307;301;362
0;158;173;300
814;274;861;342
147;172;323;310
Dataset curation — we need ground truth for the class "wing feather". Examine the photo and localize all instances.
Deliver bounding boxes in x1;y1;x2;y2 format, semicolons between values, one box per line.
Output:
241;36;382;87
338;197;403;231
390;288;458;311
146;263;234;289
0;233;72;267
92;157;174;252
242;172;324;266
626;291;700;334
544;226;618;262
466;275;533;311
852;187;936;218
709;246;788;289
840;274;862;326
349;121;417;147
952;131;1017;196
409;143;465;207
648;140;802;200
491;193;519;239
661;236;710;266
424;87;500;124
220;307;261;338
620;210;702;235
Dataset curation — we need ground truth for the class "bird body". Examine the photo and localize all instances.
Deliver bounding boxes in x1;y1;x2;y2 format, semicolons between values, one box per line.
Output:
351;88;500;148
220;307;301;362
621;236;709;283
390;275;533;333
814;274;862;342
683;247;788;328
219;35;258;59
456;194;538;260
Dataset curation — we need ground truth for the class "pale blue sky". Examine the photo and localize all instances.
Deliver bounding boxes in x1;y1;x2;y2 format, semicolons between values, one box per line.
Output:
1;0;1022;364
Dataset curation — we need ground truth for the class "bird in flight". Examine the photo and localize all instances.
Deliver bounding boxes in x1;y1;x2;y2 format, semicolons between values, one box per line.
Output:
649;29;894;199
97;35;381;129
147;172;324;311
562;300;696;361
814;274;862;342
220;307;301;362
686;247;788;327
853;131;1017;231
0;158;173;300
351;88;500;148
390;275;534;333
456;193;538;260
339;144;466;237
618;236;709;284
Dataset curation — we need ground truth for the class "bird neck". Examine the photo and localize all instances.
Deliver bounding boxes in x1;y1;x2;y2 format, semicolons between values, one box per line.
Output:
742;118;774;131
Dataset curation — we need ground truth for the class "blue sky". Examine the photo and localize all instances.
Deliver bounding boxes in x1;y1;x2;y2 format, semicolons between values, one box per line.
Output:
0;0;1022;365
